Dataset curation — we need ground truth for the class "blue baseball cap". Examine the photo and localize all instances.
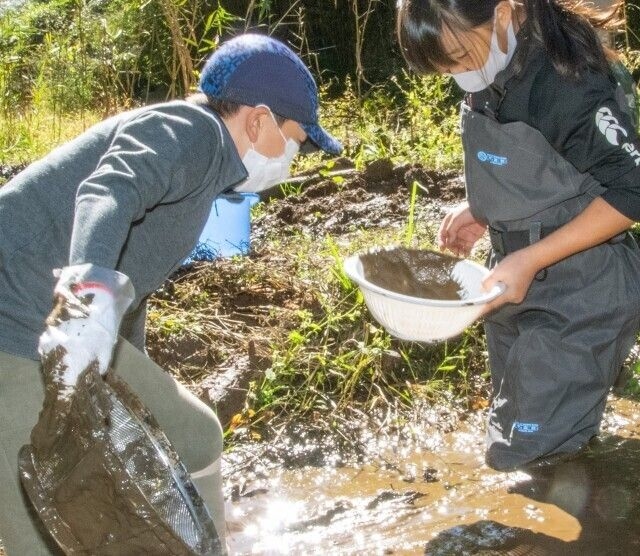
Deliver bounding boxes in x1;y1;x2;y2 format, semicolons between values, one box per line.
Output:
198;34;342;155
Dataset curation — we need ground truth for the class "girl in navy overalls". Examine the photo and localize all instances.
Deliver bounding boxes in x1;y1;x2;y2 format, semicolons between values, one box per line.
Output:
397;0;640;470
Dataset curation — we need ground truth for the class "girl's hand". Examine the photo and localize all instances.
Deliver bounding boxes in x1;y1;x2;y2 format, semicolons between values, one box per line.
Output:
438;202;487;257
481;249;539;313
479;197;635;315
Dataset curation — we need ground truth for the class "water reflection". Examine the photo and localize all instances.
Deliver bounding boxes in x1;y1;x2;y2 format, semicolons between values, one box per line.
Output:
426;434;640;555
225;397;640;555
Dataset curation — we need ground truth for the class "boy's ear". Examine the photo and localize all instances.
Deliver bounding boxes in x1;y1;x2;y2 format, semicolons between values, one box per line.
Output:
244;105;270;143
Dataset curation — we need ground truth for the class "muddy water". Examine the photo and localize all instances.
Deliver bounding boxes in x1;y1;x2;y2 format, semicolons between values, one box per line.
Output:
225;396;640;555
360;248;463;300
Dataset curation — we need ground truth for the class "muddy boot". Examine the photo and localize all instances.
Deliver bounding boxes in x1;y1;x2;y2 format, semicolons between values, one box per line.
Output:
516;436;600;473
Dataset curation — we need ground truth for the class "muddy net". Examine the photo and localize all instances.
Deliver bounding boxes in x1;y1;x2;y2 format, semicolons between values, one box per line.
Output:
18;365;223;555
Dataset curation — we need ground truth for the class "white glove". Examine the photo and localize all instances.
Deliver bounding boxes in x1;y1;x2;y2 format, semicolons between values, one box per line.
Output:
38;264;135;399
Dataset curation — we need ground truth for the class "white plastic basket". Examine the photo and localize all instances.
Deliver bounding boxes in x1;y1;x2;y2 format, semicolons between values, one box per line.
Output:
343;250;504;342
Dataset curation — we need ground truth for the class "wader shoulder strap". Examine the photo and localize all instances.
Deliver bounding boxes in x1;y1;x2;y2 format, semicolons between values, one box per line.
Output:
473;65;512;121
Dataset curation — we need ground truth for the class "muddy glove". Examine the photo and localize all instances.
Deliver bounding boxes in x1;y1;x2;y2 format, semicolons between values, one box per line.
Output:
38;264;135;398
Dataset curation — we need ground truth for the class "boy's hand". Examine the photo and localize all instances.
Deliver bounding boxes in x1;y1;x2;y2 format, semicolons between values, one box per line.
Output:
38;264;135;398
438;202;487;257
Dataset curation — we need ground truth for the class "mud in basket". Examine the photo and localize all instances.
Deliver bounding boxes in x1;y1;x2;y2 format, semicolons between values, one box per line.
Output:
343;247;504;342
18;367;223;556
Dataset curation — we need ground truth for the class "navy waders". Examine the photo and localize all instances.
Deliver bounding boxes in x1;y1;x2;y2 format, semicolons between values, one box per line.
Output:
461;98;640;471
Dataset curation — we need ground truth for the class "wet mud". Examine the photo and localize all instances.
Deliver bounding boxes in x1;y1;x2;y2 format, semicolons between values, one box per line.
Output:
224;396;640;555
359;247;463;300
253;158;465;240
21;358;221;555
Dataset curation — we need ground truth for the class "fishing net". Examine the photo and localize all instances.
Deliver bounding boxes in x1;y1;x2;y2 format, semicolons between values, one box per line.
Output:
19;365;223;555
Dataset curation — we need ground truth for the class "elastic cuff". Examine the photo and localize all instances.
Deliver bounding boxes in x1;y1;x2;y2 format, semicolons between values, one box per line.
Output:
55;264;135;317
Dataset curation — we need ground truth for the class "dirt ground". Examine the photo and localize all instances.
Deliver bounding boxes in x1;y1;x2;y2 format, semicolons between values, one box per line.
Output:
146;157;467;427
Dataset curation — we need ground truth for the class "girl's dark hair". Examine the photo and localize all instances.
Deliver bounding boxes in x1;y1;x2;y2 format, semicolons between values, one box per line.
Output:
397;0;623;79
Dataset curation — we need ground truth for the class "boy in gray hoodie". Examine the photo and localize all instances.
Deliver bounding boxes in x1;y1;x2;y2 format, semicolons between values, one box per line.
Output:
0;33;341;555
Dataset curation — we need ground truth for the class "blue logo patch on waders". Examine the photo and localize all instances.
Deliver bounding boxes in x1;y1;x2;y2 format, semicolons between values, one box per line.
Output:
514;422;540;434
477;151;508;166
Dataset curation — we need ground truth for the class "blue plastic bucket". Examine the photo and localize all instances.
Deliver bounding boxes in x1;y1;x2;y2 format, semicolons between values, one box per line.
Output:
186;192;260;262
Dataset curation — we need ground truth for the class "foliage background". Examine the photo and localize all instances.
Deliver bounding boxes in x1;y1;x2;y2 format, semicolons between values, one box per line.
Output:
1;0;635;168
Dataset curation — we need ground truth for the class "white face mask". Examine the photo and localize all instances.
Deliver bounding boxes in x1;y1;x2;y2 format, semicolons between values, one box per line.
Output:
446;16;517;93
234;106;300;193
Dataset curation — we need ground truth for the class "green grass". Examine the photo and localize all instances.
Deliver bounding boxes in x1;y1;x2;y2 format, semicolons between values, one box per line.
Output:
404;180;420;245
0;109;103;165
0;72;463;172
239;224;491;436
292;73;463;175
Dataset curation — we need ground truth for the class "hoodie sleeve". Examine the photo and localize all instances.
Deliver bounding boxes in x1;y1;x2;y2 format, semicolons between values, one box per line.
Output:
69;107;219;268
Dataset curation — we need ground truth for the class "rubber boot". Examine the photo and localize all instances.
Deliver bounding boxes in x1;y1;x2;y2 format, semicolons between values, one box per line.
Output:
191;457;228;555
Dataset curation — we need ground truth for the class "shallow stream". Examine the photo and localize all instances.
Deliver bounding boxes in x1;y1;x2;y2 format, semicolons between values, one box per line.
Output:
225;396;640;555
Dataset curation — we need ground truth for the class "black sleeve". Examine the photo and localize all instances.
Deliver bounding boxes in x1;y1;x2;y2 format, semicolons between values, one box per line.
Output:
599;166;640;221
529;68;640;221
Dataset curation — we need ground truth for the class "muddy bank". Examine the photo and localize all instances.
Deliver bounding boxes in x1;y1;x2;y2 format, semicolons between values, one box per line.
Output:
147;158;468;426
253;158;465;240
146;248;326;427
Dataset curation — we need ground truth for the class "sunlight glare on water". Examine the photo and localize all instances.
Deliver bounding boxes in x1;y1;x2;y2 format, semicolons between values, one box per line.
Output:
226;396;640;555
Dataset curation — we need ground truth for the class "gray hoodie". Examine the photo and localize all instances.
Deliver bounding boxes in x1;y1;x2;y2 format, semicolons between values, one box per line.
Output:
0;100;247;359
